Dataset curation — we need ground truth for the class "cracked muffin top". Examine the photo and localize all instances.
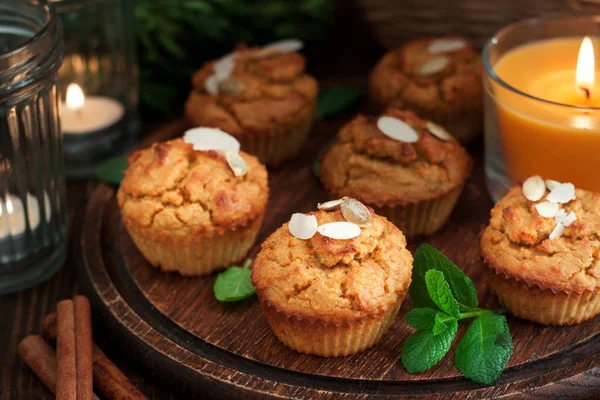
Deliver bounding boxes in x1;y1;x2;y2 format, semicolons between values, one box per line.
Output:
252;209;413;321
185;44;318;138
117;138;268;236
319;109;472;206
369;36;482;114
481;186;600;293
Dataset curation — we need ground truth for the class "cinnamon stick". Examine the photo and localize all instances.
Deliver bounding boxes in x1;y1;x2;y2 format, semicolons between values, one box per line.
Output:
18;335;57;394
75;296;94;400
18;335;101;400
44;313;148;400
56;299;77;400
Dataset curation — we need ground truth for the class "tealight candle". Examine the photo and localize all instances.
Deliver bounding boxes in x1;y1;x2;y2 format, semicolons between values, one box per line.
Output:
61;83;125;134
0;193;50;240
484;16;600;200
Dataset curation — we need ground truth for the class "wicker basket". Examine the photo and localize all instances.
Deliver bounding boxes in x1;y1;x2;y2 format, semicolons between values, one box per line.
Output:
356;0;579;49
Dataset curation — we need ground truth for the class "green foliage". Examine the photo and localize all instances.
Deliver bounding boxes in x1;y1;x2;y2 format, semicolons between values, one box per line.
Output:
401;245;513;385
95;155;128;185
455;312;513;385
134;0;335;112
213;259;256;302
410;244;478;311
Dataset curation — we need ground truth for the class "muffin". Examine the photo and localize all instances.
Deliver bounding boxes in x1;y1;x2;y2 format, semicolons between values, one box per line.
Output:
320;108;472;237
252;200;413;357
369;36;482;143
117;135;269;276
185;40;318;165
481;177;600;325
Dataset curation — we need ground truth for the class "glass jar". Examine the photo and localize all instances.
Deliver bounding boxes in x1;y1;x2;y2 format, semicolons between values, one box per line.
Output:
50;0;139;178
0;0;67;294
483;15;600;202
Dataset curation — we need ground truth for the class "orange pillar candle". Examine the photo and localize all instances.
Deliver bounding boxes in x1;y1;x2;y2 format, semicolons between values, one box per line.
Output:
491;36;600;192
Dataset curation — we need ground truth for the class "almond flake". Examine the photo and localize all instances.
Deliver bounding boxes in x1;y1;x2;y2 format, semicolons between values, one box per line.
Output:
563;211;577;227
377;116;419;143
213;54;236;79
288;213;318;240
418;56;449;76
183;127;241;153
522;175;545;202
218;78;246;96
426;122;453;141
225;151;247;177
535;201;559;218
554;209;567;224
545;179;561;191
262;39;303;54
317;222;361;240
205;75;219;95
546;182;575;204
549;223;566;240
341;198;372;227
427;38;467;54
317;198;347;211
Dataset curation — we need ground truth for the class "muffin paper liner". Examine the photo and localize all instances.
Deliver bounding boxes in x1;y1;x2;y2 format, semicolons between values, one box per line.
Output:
239;106;315;166
123;215;264;276
373;186;463;238
257;295;404;357
486;265;600;326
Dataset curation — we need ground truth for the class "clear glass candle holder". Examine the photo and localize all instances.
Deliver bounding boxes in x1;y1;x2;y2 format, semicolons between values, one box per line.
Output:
50;0;139;178
0;0;67;294
483;15;600;202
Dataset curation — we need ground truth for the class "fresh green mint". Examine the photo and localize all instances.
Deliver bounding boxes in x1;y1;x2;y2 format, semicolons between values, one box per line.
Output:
410;244;479;311
213;259;256;302
315;86;364;120
401;245;513;385
95;155;128;185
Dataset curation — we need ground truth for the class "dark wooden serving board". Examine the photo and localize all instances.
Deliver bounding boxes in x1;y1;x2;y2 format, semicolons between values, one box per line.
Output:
81;118;600;399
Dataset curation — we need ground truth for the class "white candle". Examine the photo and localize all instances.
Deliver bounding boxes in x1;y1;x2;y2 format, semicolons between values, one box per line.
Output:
61;83;125;134
0;193;51;240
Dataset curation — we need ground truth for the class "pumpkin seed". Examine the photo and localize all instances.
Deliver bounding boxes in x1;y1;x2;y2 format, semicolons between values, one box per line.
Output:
341;198;372;227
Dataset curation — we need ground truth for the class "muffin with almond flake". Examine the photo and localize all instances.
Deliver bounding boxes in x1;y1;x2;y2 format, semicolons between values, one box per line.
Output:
252;204;413;357
369;36;482;143
118;136;268;276
185;40;318;165
320;108;472;237
481;177;600;325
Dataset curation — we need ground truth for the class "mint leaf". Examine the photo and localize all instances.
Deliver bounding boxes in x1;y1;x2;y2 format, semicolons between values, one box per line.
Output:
401;319;458;373
405;308;438;330
432;312;455;336
316;87;363;119
95;155;128;185
411;244;478;310
425;270;460;318
455;312;513;385
214;259;255;302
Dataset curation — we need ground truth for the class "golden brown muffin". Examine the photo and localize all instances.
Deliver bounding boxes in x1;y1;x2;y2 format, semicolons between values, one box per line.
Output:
369;36;482;143
252;206;413;357
185;44;318;165
117;138;269;276
481;184;600;325
320;108;472;237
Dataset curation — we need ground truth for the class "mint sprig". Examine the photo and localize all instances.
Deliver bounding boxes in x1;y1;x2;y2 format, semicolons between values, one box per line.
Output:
315;86;364;120
401;245;513;385
213;259;256;302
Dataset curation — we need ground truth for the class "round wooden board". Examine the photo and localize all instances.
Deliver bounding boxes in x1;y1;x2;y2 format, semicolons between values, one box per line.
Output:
81;119;600;399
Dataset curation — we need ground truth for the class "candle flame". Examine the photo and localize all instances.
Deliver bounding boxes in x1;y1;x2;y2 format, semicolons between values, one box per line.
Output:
576;36;595;97
6;198;13;214
66;83;85;111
